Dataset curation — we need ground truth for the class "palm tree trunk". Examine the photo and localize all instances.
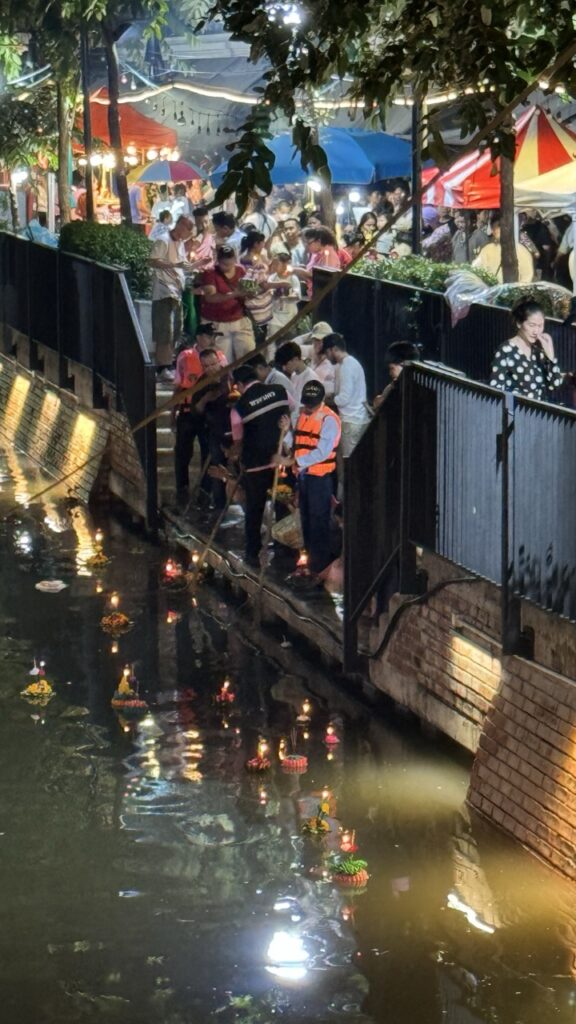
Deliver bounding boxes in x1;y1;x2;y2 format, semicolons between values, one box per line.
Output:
102;23;132;225
56;83;71;226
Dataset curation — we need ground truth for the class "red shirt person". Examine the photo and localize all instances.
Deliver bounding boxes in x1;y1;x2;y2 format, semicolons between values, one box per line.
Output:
198;244;255;362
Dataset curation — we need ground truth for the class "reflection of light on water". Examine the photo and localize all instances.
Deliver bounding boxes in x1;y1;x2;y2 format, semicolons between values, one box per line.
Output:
43;499;67;533
447;892;496;934
266;931;308;981
4;446;31;507
14;529;33;555
69;505;96;575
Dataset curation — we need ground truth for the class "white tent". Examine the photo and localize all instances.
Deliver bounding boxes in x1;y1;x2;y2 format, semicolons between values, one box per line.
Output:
515;161;576;212
516;162;576;291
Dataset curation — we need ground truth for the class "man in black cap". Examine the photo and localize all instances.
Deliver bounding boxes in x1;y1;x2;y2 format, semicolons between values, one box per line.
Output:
230;364;290;568
173;323;228;504
273;380;341;581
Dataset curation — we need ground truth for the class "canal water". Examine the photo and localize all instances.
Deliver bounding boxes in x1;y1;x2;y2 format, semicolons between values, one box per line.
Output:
0;448;575;1024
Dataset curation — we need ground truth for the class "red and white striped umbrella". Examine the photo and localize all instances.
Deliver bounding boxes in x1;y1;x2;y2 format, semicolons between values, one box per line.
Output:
423;107;576;209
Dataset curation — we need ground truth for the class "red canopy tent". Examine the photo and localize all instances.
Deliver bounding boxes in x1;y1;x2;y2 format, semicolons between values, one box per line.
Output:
78;88;177;151
423;107;576;208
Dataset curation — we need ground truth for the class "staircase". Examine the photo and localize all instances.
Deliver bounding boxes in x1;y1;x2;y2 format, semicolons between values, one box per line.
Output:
155;381;176;506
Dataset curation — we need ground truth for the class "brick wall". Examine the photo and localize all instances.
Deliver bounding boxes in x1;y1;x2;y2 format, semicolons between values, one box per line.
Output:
368;550;576;881
0;347;148;518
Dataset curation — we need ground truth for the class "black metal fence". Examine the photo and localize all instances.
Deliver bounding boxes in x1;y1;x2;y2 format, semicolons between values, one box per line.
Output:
344;362;576;668
314;269;576;400
0;233;157;528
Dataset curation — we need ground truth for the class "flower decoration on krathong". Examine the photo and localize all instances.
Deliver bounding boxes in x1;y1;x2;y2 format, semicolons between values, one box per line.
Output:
85;527;110;569
301;795;331;835
21;659;54;706
245;737;271;772
268;483;295;506
100;592;133;635
111;664;148;716
237;277;262;297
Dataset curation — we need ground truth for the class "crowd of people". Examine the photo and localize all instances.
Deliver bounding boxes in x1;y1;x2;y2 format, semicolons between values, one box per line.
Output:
144;186;572;593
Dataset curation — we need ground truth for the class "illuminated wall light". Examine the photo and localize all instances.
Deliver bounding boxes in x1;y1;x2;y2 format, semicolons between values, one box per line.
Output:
89;153;103;167
62;413;98;492
146;148;158;160
125;155;139;167
5;374;32;440
102;153;116;170
78;157;88;167
28;390;61;460
126;144;137;156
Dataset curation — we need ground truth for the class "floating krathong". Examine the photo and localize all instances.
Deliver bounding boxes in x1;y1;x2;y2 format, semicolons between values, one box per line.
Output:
111;664;148;716
21;659;55;706
100;592;133;634
245;738;271;772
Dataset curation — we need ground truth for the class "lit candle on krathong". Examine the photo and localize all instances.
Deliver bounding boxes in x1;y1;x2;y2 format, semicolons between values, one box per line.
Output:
110;591;120;610
325;724;340;746
94;528;104;546
95;579;104;594
166;610;177;625
258;738;269;760
296;550;308;569
191;550;200;567
303;730;310;740
297;698;312;722
321;787;331;803
216;678;235;704
165;559;176;576
110;640;119;654
278;737;287;761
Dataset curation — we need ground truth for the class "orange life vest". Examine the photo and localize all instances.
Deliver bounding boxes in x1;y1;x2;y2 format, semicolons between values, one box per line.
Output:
294;405;341;476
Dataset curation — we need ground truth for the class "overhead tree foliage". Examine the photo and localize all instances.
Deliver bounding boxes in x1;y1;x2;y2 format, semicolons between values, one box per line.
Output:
206;0;576;279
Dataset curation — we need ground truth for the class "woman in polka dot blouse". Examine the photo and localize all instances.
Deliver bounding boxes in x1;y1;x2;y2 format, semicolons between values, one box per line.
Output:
490;300;564;400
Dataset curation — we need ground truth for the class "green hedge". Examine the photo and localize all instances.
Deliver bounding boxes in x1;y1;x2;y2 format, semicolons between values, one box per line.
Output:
352;254;497;291
59;221;152;298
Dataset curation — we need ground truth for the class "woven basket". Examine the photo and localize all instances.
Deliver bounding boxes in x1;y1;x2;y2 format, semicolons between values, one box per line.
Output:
271;510;304;550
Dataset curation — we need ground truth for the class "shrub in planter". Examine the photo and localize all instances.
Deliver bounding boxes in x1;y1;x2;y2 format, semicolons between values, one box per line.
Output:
352;254;497;292
59;221;152;298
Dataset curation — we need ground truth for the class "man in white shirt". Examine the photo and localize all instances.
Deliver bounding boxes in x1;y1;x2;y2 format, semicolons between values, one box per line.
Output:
149;215;196;379
275;341;320;425
320;332;369;463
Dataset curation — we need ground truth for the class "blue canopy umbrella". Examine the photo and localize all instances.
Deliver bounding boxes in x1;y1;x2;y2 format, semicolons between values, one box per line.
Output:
211;128;413;186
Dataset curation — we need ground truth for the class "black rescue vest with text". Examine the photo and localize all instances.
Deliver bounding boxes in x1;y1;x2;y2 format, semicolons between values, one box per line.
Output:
235;382;290;469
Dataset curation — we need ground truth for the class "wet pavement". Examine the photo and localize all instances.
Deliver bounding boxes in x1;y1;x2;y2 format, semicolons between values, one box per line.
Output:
0;448;575;1024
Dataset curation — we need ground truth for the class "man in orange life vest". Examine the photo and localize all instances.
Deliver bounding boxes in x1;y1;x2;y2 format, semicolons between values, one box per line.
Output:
273;380;341;580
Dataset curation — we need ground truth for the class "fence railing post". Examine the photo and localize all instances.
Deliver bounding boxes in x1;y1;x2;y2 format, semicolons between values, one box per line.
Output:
398;367;418;593
500;392;524;655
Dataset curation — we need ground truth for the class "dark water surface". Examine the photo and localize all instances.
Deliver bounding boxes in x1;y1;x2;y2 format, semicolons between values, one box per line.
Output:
0;450;575;1024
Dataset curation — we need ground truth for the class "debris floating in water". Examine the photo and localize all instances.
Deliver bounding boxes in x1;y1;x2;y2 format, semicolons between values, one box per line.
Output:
35;580;68;593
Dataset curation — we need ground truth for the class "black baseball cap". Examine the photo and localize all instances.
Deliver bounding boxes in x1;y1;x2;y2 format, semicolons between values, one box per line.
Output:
301;380;325;406
196;322;223;337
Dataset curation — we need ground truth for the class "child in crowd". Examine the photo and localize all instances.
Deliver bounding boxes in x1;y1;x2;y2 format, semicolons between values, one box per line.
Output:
268;253;302;342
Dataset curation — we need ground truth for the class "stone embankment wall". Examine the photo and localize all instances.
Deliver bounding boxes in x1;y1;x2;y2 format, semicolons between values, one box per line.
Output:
368;551;576;881
0;339;147;518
